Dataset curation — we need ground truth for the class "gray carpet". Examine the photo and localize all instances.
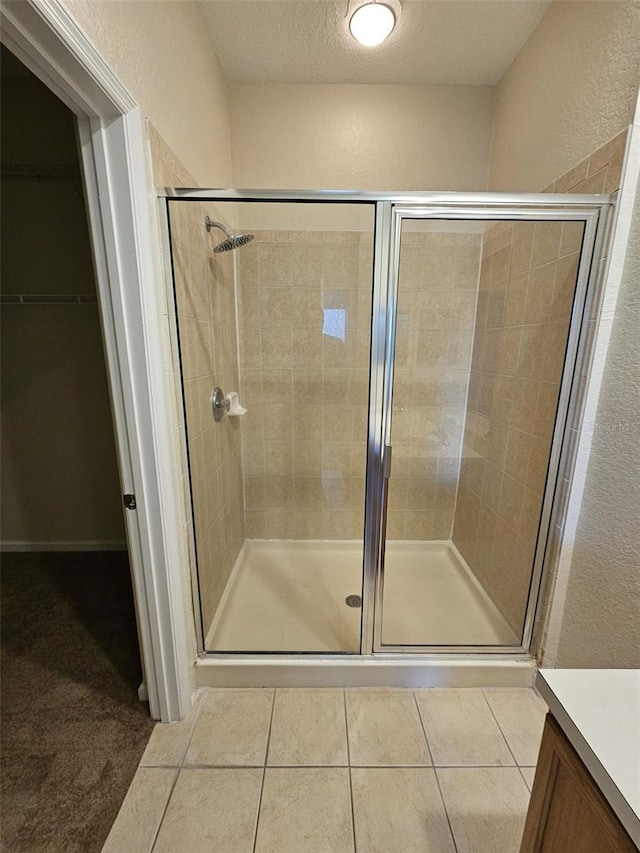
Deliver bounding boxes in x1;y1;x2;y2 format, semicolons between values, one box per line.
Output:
1;551;156;853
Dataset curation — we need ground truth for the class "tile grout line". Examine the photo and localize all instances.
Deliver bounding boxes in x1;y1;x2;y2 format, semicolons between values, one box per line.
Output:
412;689;460;853
179;688;209;767
148;688;209;853
479;689;521;768
410;690;436;768
140;688;207;771
343;688;358;853
148;768;181;853
251;688;277;853
157;761;540;770
517;765;536;793
480;690;541;843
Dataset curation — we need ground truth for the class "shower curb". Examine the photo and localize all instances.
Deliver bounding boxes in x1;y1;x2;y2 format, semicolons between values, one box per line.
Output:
194;655;536;689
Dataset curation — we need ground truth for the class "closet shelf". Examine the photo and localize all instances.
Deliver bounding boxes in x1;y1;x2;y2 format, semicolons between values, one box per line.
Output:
1;163;81;180
1;293;98;305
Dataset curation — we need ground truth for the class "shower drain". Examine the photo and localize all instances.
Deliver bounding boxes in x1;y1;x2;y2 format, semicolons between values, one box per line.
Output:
345;594;362;608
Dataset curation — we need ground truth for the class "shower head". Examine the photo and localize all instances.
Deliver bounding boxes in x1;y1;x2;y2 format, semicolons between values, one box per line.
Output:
205;216;254;253
214;233;254;253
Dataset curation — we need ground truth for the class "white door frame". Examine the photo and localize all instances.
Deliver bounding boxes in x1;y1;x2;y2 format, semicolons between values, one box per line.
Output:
1;0;193;721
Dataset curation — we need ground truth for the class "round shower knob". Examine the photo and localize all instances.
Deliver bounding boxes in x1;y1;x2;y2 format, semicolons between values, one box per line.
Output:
211;387;229;422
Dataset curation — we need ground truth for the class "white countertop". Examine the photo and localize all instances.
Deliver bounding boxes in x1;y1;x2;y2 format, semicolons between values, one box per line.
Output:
536;669;640;847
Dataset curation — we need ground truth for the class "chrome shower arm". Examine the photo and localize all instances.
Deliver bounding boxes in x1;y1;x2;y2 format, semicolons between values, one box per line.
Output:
204;216;232;239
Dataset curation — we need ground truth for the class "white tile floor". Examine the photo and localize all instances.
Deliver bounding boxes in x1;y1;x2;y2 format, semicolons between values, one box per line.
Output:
208;540;518;652
103;686;547;853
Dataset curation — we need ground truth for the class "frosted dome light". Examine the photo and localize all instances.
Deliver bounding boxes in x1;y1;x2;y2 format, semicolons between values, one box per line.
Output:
349;2;396;47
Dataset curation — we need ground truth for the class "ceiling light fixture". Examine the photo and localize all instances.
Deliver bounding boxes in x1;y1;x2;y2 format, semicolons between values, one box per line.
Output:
348;0;399;47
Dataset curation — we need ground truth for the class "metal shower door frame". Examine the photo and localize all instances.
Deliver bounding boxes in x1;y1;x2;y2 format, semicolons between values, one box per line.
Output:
363;199;611;657
159;188;612;662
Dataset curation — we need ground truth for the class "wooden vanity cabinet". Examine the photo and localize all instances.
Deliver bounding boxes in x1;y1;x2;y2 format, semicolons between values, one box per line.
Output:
520;715;637;852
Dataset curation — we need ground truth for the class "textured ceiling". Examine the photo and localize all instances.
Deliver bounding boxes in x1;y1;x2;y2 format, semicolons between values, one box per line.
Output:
197;0;551;85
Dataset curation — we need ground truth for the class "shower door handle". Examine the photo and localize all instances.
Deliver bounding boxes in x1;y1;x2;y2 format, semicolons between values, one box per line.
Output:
383;444;392;479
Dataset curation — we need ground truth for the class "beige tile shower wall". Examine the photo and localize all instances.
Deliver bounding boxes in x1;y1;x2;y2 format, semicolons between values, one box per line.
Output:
237;230;373;540
541;129;628;544
547;129;628;195
452;130;628;638
168;197;244;632
388;232;481;541
452;220;583;635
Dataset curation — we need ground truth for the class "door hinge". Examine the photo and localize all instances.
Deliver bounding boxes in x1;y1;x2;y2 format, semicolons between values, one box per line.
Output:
123;493;137;510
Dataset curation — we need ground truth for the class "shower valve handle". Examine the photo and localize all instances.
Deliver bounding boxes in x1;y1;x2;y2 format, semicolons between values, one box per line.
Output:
211;387;230;422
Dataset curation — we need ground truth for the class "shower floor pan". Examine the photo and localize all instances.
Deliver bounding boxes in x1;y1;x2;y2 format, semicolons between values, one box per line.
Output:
206;539;518;654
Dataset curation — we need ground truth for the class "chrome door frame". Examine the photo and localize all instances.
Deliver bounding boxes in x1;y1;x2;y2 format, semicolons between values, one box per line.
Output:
159;189;612;661
370;201;611;655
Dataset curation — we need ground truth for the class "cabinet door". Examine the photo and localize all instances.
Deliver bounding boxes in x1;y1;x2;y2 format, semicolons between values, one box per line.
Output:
521;715;636;852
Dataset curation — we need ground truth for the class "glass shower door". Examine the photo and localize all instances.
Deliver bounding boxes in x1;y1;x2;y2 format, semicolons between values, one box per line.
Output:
165;188;608;659
167;198;375;653
375;207;593;651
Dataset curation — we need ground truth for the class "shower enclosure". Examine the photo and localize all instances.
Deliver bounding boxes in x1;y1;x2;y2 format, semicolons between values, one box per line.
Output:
161;190;610;674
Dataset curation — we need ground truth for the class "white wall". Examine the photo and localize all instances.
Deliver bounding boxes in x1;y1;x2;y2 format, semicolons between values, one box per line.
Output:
230;83;495;191
490;1;640;191
62;0;232;185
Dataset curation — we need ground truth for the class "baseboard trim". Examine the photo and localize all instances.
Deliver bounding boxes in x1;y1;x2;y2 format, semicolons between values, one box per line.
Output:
1;540;128;552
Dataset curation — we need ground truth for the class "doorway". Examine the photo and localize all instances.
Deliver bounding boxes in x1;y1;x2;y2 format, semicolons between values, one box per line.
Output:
0;48;126;552
1;0;195;722
0;43;157;851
